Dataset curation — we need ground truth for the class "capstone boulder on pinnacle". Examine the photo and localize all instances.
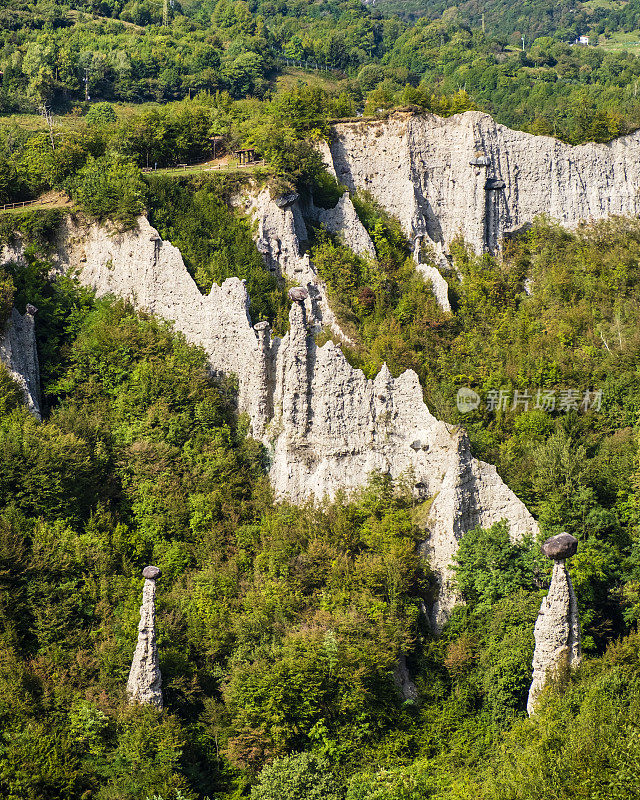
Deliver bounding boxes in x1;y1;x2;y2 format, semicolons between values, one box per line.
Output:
142;565;162;580
541;533;578;561
288;286;308;303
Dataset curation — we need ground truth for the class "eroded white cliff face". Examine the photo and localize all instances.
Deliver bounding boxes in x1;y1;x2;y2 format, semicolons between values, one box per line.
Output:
55;215;272;436
236;187;313;282
0;307;41;418
306;193;376;259
415;262;451;313
326;110;640;255
0;243;27;267
270;300;537;623
45;215;537;624
237;186;356;343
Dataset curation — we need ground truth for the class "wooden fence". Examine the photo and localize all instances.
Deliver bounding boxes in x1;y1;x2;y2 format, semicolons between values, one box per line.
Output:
143;159;266;175
274;53;338;72
0;198;58;212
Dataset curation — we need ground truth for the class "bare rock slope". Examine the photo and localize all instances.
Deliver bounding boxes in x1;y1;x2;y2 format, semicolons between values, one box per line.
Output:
50;214;537;625
326;110;640;255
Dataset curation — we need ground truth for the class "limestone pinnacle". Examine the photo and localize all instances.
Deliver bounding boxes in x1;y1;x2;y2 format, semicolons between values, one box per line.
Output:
126;565;163;709
527;534;581;715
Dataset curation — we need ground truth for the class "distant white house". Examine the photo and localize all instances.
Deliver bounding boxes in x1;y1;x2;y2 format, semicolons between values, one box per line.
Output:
575;35;590;45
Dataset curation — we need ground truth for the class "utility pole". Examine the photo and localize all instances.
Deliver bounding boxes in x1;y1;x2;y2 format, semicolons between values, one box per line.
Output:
482;12;485;34
163;0;169;27
84;67;90;101
39;104;55;150
522;35;526;51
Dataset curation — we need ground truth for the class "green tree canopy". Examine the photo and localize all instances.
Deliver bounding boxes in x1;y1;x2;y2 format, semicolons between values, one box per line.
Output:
70;154;146;224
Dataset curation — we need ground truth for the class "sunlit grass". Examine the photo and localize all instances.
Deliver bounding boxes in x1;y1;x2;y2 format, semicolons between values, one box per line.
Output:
597;29;640;51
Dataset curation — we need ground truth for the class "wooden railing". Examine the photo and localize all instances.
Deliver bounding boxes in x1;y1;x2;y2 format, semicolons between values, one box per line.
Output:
143;159;266;174
0;197;58;212
274;52;337;72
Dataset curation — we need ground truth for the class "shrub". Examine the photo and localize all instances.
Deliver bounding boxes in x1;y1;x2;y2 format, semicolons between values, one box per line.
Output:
70;155;145;224
0;266;14;330
453;522;542;609
250;752;342;800
85;102;117;126
0;364;23;416
346;762;439;800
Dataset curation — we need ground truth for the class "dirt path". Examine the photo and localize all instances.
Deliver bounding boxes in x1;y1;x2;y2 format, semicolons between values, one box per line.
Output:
0;191;73;214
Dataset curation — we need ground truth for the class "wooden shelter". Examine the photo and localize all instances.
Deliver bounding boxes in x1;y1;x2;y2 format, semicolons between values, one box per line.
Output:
235;148;256;165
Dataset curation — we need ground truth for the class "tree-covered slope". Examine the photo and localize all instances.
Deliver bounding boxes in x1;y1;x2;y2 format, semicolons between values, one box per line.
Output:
5;0;640;146
0;171;639;796
373;0;585;39
0;0;398;111
374;0;640;43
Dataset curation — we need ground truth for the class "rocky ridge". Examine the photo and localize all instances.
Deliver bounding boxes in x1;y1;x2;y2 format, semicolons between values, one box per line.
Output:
54;214;274;436
24;214;537;625
326;110;640;257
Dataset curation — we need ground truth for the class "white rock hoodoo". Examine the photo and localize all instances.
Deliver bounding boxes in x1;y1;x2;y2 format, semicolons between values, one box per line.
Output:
0;304;41;418
127;565;163;709
527;533;581;715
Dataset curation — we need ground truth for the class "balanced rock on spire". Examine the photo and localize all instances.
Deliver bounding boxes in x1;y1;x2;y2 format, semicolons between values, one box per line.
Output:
126;565;163;709
527;533;581;715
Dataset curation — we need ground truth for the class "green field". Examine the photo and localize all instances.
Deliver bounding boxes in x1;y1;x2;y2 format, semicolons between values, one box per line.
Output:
274;66;347;93
0;102;165;135
598;29;640;51
582;0;628;11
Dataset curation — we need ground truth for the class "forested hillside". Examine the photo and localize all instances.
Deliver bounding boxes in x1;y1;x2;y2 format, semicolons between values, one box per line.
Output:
0;195;639;798
4;0;640;149
1;0;640;797
375;0;640;42
373;0;584;38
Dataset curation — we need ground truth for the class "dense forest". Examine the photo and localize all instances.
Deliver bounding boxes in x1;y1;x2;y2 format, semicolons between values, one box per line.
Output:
375;0;640;41
1;0;640;797
4;0;640;159
374;0;586;38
